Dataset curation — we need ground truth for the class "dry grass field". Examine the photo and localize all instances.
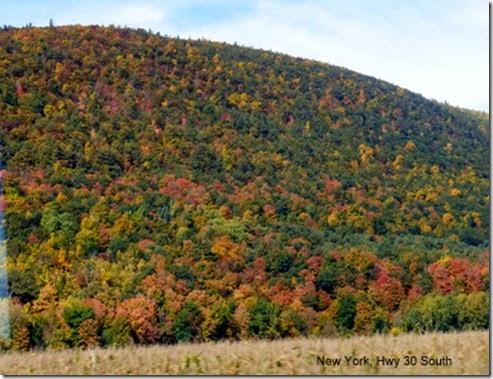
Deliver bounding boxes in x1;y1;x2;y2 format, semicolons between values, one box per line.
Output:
0;330;489;375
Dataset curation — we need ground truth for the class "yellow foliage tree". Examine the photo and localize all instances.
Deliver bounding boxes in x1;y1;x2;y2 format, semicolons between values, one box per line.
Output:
211;235;243;259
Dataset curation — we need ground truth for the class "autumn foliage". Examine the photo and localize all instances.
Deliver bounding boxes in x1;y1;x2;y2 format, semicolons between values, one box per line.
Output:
0;25;489;350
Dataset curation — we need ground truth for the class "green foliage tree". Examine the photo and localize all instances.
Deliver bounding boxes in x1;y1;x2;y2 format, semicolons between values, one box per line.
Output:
8;268;39;304
102;315;131;347
62;300;95;347
456;292;489;330
400;292;487;333
200;301;238;341
334;295;357;334
174;301;203;343
247;298;281;339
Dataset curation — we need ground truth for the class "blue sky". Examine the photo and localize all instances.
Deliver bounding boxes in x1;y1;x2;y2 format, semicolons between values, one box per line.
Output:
0;0;489;111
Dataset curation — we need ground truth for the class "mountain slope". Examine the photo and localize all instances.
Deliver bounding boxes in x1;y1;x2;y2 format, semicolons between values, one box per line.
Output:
0;25;488;350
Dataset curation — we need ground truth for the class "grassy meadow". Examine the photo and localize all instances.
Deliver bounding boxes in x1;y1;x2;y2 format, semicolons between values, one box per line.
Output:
0;330;488;375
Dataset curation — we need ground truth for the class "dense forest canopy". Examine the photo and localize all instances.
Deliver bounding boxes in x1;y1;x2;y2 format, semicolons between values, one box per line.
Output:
0;25;488;350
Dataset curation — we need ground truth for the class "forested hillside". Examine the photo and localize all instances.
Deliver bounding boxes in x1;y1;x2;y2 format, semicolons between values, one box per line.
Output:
0;25;489;350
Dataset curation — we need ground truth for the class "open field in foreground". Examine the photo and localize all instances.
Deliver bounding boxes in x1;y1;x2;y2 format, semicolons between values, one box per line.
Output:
0;330;489;375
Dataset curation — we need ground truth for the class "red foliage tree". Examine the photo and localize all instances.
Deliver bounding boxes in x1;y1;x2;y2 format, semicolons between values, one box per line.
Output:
374;268;404;311
115;296;160;344
428;257;487;294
